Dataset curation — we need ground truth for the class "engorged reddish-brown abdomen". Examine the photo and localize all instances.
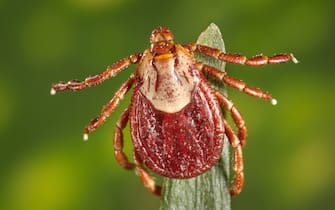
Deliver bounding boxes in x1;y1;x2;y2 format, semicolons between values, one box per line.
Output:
130;80;225;178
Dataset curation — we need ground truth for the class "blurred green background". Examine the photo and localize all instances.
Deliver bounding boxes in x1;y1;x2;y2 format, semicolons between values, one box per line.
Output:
1;0;334;209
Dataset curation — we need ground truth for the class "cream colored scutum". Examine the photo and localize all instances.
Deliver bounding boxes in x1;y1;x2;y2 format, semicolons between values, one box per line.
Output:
137;45;198;113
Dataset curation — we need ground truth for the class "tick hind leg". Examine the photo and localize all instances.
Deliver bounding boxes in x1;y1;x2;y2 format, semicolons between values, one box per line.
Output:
115;108;161;196
134;161;162;196
215;91;247;147
223;118;244;196
114;107;136;170
214;91;245;194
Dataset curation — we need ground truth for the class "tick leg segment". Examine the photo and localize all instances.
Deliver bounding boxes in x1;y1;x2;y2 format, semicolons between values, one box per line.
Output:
114;107;136;170
215;91;247;147
185;43;298;66
50;54;141;94
200;63;276;103
134;152;162;196
83;74;135;140
135;164;162;196
115;108;161;196
223;118;244;196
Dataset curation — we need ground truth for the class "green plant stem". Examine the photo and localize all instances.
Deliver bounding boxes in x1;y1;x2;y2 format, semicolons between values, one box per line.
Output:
160;23;231;210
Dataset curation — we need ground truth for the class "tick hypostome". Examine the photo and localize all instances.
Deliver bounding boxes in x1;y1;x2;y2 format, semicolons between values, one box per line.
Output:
51;26;297;196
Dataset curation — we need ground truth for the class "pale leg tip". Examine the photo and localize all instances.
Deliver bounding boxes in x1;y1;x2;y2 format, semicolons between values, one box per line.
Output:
83;133;89;141
290;53;299;64
50;88;56;95
271;98;278;106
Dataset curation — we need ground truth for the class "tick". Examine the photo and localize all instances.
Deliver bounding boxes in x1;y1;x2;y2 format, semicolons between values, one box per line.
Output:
51;26;297;196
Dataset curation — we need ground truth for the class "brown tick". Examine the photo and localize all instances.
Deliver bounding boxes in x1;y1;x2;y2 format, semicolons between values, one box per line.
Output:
51;26;297;196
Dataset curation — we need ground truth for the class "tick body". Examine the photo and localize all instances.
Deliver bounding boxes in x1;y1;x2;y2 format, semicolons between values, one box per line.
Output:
131;45;224;178
51;26;297;196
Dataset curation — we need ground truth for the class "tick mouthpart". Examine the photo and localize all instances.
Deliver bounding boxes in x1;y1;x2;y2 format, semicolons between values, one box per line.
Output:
150;41;175;55
150;26;175;54
150;26;173;44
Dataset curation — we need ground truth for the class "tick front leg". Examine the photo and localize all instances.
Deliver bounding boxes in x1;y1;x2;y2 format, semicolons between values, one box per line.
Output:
114;107;136;170
50;54;141;95
223;118;244;196
215;91;247;147
83;74;135;140
190;43;298;66
201;63;277;105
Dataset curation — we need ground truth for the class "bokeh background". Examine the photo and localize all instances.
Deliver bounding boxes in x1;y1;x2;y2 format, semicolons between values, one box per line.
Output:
1;0;334;209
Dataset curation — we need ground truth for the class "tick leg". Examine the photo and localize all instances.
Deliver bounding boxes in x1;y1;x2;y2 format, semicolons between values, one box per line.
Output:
200;63;277;104
50;54;141;95
223;118;244;196
185;43;298;65
115;108;161;196
134;153;162;196
135;164;162;196
215;91;247;147
114;107;136;170
83;74;135;140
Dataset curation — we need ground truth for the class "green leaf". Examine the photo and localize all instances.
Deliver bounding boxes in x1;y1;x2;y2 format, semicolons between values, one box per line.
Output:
160;23;231;210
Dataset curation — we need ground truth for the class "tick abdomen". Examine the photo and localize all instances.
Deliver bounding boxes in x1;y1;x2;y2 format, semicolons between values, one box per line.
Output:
130;76;224;178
